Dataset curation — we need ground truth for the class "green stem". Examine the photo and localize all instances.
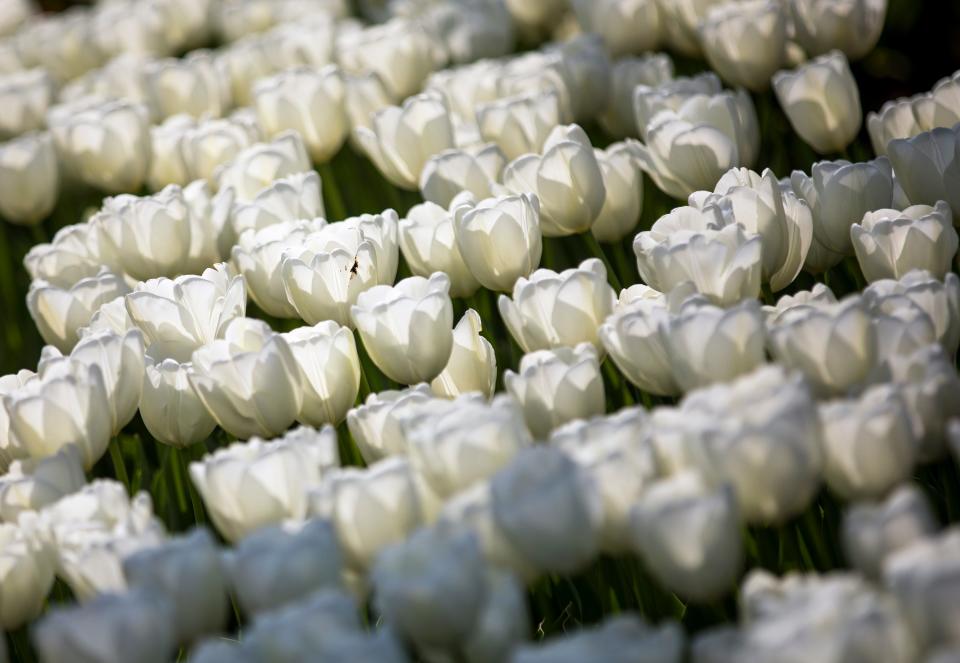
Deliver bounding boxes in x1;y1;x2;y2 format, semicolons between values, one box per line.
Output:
168;446;189;514
108;441;130;491
582;231;624;291
319;161;348;221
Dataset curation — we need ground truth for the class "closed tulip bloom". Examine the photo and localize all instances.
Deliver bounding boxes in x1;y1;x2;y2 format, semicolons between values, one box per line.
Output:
123;529;227;644
491;446;603;574
399;200;481;298
843;485;937;579
591;141;645;242
224;519;343;617
180;114;262;185
0;521;56;629
32;589;175;663
0;445;85;522
125;263;246;363
232;171;324;237
791;157;894;258
4;358;111;469
356;92;456;190
259;17;340;71
476;91;563;161
405;396;531;498
789;0;887;61
571;0;661;57
655;0;729;57
773;51;862;155
147;115;194;191
0;0;30;38
600;54;674;139
188;318;302;440
344;71;394;151
253;66;348;164
337;19;442;101
852;202;959;282
632;71;723;137
214;37;275;108
283;322;360;427
310;457;425;571
498;258;616;353
431;309;497;399
767;296;877;396
373;527;487;652
698;0;787;91
867;98;925;157
512;616;684;663
23;224;105;290
140;358;217;448
0;370;40;465
453;193;542;292
663;298;766;392
48;99;151;193
629;471;742;602
215;132;311;202
351;273;454;385
144;52;231;120
504;344;605;440
820;384;917;500
887;126;960;224
0;68;53;138
0;131;59;225
419;144;506;208
346;384;433;463
502;124;607;237
27;269;131;353
912;72;960;134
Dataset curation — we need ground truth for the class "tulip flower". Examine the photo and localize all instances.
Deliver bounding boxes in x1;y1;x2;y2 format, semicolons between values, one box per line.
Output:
0;68;53;138
0;0;30;39
773;51;862;155
476;91;562;161
629;471;742;602
699;0;787;91
23;224;106;290
512;615;684;663
180;113;262;184
283;321;360;427
852;202;959;282
912;72;960;133
464;569;531;663
887;126;960;224
231;171;324;237
224;519;343;617
570;0;662;57
260;17;340;70
867;97;925;157
140;358;217;448
633;72;723;136
453;192;542;292
491;446;604;574
343;71;394;151
789;0;887;61
122;529;228;644
419;143;506;208
351;273;454;385
0;444;85;522
215;131;311;202
505;343;605;440
346;384;434;463
399;199;481;298
188;318;302;440
253;66;348;164
144;52;231;120
591;141;645;242
214;37;275;107
147;115;194;191
0;521;55;629
843;485;937;579
429;309;496;400
0;130;59;225
655;0;727;57
599;54;674;138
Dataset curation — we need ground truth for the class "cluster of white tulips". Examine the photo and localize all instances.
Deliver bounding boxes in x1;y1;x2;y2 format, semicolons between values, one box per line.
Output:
1;0;960;661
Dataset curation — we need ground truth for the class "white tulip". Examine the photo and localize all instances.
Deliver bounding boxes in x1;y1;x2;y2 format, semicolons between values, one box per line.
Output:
23;224;105;290
351;273;454;385
592;141;644;242
887;126;960;225
188;318;302;440
122;529;227;644
231;171;324;237
789;0;887;61
344;71;394;152
476;91;562;161
214;36;275;107
491;446;603;574
0;370;35;471
224;519;343;617
399;199;481;298
512;615;684;663
453;192;542;292
571;0;662;57
629;470;742;602
0;445;85;523
0;130;58;225
431;309;497;399
633;71;723;137
912;71;960;134
283;321;360;427
773;51;863;155
125;263;246;363
180;113;262;185
852;202;959;282
655;0;730;57
419;143;506;208
253;66;348;164
140;358;217;449
144;52;231;120
259;17;339;71
214;131;311;202
0;68;53;138
147;115;194;191
867;97;925;157
0;521;56;629
599;53;674;138
0;0;30;38
699;0;787;91
346;384;433;463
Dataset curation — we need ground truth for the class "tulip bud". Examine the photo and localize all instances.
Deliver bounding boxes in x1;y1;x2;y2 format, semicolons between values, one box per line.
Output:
146;115;194;191
767;296;877;396
633;72;723;137
125;263;246;363
346;384;433;463
180;113;262;184
215;37;275;107
419;144;506;208
0;130;59;225
0;444;84;522
399;200;481;298
351;273;454;385
912;72;960;134
283;321;360;427
23;224;105;289
144;52;231;120
253;66;348;164
260;17;340;71
887;126;960;225
0;68;53;138
477;91;562;161
699;0;787;92
123;529;227;644
599;54;674;138
0;521;55;629
140;358;217;449
867;97;924;157
571;0;661;57
852;202;959;282
232;171;324;237
48;98;151;193
498;258;616;353
789;0;887;61
344;71;394;152
33;589;175;663
188;318;302;440
372;526;487;652
629;471;743;602
431;309;497;399
309;457;425;571
773;51;862;155
591;141;645;242
215;132;311;202
356;92;456;190
490;446;603;575
843;485;937;579
453;192;542;292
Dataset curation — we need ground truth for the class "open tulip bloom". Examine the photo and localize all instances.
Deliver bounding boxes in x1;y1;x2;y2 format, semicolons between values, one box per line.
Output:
7;1;960;660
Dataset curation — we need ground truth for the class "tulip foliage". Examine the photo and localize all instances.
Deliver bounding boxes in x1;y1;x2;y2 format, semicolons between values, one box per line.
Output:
1;0;960;662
